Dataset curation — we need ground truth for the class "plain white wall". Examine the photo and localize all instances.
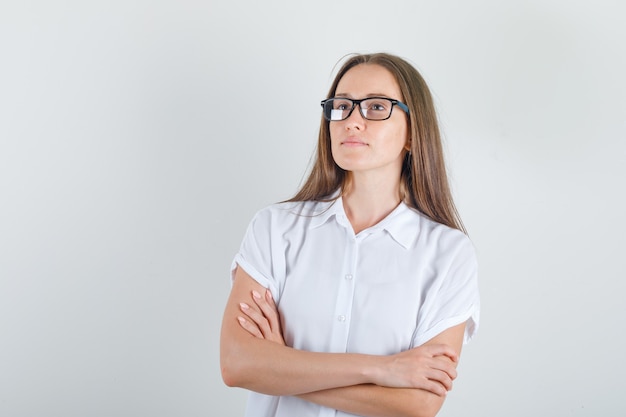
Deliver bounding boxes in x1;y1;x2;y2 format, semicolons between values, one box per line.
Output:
1;1;625;416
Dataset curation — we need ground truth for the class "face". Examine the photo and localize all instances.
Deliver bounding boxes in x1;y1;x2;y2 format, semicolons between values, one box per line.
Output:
330;64;409;180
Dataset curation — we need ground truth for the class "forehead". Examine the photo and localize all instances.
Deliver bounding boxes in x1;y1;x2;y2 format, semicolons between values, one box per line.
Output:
335;64;402;98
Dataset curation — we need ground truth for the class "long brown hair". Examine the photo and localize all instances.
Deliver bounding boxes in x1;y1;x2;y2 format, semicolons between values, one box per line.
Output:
289;52;466;233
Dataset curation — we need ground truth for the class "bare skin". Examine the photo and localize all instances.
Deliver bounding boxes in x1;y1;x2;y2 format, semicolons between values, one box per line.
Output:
221;63;468;417
221;267;466;417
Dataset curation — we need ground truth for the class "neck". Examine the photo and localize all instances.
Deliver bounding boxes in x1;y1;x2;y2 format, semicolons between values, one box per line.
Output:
342;173;402;234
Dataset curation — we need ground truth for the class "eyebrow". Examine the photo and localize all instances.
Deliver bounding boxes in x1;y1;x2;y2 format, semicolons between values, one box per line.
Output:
334;93;394;99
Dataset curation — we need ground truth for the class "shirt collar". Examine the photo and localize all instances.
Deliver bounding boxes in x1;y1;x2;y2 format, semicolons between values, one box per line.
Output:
308;196;345;229
379;202;421;249
309;196;422;249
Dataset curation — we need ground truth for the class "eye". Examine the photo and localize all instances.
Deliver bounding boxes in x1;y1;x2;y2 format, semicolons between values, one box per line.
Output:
333;99;352;110
367;100;389;111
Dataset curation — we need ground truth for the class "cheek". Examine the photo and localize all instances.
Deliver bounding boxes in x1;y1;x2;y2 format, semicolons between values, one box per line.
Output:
329;126;342;150
397;127;409;150
329;124;341;141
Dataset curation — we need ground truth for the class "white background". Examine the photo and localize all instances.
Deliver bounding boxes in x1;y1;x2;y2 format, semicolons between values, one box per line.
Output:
1;1;625;416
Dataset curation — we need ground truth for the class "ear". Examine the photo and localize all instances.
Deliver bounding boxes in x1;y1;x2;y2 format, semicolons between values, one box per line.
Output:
404;132;413;153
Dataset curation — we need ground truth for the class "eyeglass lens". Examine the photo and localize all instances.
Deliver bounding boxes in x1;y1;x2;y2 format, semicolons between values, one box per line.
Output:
324;98;394;121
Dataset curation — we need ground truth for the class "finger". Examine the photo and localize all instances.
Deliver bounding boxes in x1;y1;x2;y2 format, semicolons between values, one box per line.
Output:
252;290;281;331
237;316;264;339
240;302;272;337
429;344;458;361
426;344;459;363
419;378;449;397
426;368;454;391
426;357;458;381
264;289;282;333
265;288;277;307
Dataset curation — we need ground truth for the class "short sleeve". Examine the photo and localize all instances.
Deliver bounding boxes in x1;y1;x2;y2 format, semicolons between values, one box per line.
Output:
412;234;480;346
230;208;282;297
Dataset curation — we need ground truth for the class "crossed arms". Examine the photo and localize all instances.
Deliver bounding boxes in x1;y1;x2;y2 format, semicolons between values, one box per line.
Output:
220;266;466;417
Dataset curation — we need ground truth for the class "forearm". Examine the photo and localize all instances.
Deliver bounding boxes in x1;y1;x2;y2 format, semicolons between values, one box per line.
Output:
221;287;386;396
298;384;444;417
221;268;461;399
221;329;380;395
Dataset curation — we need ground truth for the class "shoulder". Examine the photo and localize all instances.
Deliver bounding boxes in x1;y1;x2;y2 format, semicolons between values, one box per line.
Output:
247;199;335;233
426;215;475;261
393;206;474;253
421;216;477;277
252;200;322;220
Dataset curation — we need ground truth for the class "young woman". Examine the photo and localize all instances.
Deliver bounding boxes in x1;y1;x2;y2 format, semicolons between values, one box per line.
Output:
220;52;480;417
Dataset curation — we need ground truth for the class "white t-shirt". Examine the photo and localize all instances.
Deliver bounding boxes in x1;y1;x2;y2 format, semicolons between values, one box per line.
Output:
231;196;480;417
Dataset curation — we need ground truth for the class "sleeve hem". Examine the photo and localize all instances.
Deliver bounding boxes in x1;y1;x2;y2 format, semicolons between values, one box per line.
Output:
231;254;278;296
413;304;480;347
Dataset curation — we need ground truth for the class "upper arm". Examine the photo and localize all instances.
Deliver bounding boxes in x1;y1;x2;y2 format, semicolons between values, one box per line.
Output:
414;322;468;416
422;321;466;360
220;265;270;385
221;266;388;396
223;264;268;325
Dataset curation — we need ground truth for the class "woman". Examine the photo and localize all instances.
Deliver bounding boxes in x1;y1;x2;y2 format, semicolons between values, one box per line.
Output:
220;52;480;417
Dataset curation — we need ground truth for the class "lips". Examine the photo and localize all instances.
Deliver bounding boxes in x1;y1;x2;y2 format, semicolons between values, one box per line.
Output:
341;137;367;146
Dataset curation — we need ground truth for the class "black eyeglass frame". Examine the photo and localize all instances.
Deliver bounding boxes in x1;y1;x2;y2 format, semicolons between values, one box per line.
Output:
320;97;410;121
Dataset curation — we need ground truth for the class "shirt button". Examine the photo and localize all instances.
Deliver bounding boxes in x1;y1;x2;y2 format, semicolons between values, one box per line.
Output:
337;315;346;322
345;274;353;280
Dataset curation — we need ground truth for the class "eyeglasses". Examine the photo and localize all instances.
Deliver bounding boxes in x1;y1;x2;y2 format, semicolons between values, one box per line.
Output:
320;97;409;121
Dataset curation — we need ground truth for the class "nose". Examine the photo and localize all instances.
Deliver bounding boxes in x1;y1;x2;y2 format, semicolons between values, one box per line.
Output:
344;104;366;129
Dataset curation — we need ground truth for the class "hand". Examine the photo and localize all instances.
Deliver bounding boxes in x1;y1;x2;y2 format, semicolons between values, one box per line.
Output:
238;289;286;346
374;344;459;396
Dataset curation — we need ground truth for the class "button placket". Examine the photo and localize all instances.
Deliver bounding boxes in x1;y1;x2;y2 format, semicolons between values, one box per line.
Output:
328;232;358;352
